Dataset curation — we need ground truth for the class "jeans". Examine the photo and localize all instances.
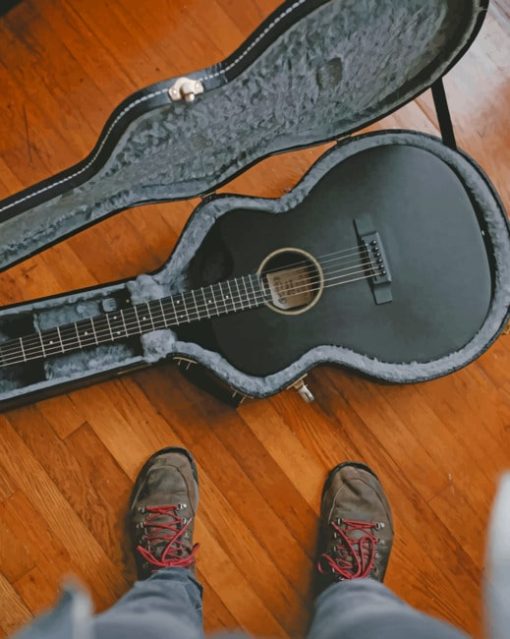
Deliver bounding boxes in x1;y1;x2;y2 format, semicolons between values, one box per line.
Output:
92;569;468;639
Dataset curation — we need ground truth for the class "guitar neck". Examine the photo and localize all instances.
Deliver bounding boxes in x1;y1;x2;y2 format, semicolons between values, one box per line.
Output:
0;274;269;369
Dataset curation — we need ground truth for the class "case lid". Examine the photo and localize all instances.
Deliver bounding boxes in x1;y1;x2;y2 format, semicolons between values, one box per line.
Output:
0;0;488;272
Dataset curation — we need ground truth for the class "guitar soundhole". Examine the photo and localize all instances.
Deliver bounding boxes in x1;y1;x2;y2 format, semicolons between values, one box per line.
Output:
258;248;324;316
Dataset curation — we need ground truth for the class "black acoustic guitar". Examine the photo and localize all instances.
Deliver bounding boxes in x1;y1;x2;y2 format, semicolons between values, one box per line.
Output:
0;144;492;377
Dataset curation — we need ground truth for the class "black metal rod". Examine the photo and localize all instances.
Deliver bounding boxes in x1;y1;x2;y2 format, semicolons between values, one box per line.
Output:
432;78;457;151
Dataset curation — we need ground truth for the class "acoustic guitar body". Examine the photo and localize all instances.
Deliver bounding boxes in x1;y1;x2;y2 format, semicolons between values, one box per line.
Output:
180;145;492;376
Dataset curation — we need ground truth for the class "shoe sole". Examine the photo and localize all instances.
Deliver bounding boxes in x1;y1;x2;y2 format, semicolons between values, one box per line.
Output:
128;446;199;512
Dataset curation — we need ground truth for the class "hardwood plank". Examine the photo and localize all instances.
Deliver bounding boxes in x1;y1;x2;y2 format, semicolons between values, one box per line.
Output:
0;573;32;638
0;458;15;502
0;509;35;583
37;395;86;440
0;416;128;609
13;566;58;617
7;408;133;572
0;492;75;604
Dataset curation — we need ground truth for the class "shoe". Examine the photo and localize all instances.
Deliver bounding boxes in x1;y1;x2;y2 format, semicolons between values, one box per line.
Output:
315;461;394;592
128;447;199;579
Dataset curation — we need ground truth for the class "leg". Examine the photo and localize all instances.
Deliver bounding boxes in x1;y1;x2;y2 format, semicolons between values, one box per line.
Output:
308;579;468;639
107;447;203;639
94;568;204;639
310;462;469;639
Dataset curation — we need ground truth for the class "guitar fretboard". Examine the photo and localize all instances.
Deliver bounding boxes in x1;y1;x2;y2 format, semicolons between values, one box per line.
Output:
0;274;269;369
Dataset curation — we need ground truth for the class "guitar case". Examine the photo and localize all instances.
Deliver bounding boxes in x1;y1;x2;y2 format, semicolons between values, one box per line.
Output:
0;0;509;411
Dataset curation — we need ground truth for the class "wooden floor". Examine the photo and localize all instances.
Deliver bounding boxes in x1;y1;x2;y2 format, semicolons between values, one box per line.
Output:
0;1;509;637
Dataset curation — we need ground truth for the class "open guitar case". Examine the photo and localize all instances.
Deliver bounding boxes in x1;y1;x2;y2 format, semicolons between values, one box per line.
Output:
1;0;509;411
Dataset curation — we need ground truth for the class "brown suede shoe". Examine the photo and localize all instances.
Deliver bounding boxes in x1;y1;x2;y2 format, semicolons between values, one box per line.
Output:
128;447;199;579
315;462;394;592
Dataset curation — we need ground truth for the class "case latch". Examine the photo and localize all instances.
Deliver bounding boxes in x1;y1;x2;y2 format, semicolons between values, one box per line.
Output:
291;377;315;403
169;77;205;103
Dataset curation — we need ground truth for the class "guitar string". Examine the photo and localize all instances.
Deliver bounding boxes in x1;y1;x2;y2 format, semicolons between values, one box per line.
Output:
0;252;378;359
0;267;381;367
0;258;380;364
0;256;382;362
0;250;379;361
0;244;375;360
253;243;369;276
0;261;382;366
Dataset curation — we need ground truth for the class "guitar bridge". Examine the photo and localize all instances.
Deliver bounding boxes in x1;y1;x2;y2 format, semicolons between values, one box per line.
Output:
354;215;393;305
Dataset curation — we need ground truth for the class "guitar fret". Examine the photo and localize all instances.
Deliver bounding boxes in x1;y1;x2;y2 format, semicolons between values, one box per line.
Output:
227;280;236;312
56;326;64;352
181;294;191;323
241;277;252;308
200;288;210;319
120;308;131;336
208;285;220;316
248;275;258;305
191;290;200;320
132;305;143;333
219;281;231;313
169;296;179;325
19;337;26;361
158;299;168;328
145;302;156;331
105;313;114;341
234;278;244;310
39;332;46;357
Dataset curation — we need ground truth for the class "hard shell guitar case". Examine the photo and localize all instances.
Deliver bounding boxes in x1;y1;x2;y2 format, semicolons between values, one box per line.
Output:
0;0;509;411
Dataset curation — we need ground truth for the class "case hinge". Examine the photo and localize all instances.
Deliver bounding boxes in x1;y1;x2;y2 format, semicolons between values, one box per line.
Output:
175;356;197;371
169;77;205;103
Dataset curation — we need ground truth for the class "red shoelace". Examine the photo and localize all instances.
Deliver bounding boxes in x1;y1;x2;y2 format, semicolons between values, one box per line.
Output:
318;518;379;580
136;505;199;570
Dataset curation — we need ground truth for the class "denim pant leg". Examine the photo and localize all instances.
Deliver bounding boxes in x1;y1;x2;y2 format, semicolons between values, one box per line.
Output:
307;579;469;639
94;568;204;639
